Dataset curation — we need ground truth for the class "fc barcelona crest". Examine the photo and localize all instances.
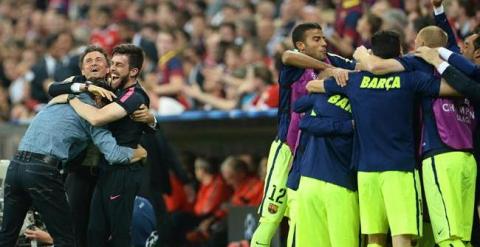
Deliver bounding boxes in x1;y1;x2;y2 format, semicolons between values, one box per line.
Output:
268;203;278;214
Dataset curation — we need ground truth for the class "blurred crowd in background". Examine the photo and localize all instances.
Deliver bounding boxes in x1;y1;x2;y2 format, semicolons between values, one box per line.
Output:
0;0;479;123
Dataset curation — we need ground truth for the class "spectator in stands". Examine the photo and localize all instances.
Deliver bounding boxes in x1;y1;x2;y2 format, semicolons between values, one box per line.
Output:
258;157;268;182
3;52;36;122
184;156;263;246
170;157;231;245
237;19;257;45
89;5;121;54
405;15;435;52
238;154;259;175
46;8;71;32
211;3;239;27
219;22;237;44
29;31;76;108
256;18;276;50
184;13;208;55
193;157;231;216
327;0;363;57
163;172;194;214
156;2;179;30
140;22;160;45
183;64;278;111
301;5;322;24
181;47;204;90
151;29;189;112
117;19;158;73
255;1;275;20
241;39;266;66
356;12;384;48
446;0;478;38
221;156;263;206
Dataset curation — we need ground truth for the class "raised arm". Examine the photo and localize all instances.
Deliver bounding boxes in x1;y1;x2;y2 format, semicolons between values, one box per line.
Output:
282;50;333;70
432;0;461;53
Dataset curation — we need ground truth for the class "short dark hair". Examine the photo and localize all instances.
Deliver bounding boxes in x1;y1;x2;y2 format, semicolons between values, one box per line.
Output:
118;19;140;31
45;33;60;49
413;16;434;33
112;44;144;72
371;30;401;59
291;22;322;50
366;13;383;35
79;45;109;68
45;31;73;49
473;34;480;51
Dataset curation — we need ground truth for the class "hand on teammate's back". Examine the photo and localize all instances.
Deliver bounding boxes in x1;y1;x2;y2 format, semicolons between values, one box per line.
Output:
131;104;155;125
130;145;148;163
353;46;370;62
331;68;350;87
414;46;444;66
87;84;116;102
306;80;324;93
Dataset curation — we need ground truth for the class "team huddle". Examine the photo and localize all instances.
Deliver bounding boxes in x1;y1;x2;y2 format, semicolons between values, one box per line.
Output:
252;1;479;247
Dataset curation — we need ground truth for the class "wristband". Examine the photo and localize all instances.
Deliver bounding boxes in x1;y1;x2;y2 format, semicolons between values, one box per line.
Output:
67;94;76;103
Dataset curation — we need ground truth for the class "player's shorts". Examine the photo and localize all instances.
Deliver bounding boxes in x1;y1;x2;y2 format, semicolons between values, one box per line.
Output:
358;170;422;237
422;151;477;243
296;176;359;247
251;140;292;247
257;139;292;222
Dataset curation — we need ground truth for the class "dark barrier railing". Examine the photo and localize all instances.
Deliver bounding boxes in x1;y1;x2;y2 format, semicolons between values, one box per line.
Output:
0;110;278;159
